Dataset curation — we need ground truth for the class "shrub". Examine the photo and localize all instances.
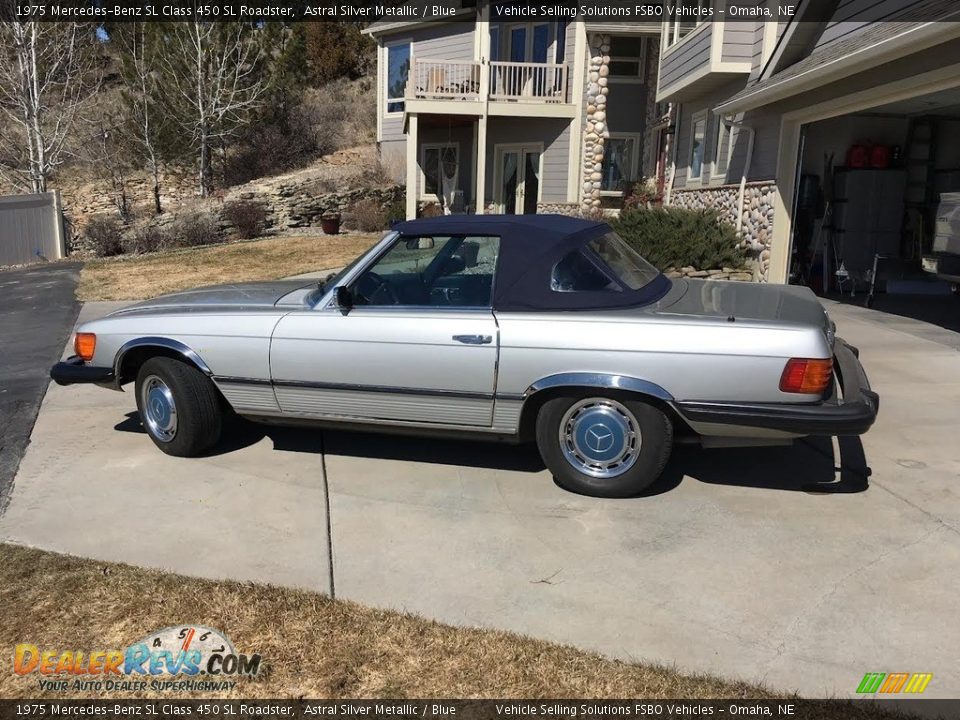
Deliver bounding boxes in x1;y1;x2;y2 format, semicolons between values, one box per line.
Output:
84;216;124;257
172;212;222;248
610;207;746;271
386;199;406;226
122;225;171;255
345;198;388;232
223;200;268;239
419;202;443;219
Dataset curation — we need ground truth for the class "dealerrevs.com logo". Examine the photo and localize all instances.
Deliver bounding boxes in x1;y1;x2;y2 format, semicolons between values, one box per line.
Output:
13;625;262;693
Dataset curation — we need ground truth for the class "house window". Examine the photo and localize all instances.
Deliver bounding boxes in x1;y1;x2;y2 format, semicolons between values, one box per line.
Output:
421;144;459;201
608;37;646;78
385;41;410;114
665;0;711;48
688;112;706;183
713;115;733;179
601;135;639;193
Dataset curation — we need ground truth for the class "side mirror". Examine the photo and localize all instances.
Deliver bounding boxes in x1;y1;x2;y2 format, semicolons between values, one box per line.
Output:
405;237;435;251
335;286;353;312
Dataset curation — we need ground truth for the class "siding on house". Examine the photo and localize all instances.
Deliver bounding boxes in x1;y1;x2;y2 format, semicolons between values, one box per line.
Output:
659;24;713;90
721;22;755;63
814;0;939;51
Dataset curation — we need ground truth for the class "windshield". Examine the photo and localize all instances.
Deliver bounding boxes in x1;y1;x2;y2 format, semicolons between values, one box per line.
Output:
586;231;660;291
311;232;397;305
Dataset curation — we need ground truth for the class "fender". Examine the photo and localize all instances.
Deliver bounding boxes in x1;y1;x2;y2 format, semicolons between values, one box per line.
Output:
114;337;213;381
522;372;674;402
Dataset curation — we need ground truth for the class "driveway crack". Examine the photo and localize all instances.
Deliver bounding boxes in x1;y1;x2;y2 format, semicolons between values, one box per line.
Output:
319;431;336;599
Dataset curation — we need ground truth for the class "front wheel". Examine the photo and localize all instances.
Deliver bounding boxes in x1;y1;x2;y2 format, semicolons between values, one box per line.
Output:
535;395;673;498
135;357;223;457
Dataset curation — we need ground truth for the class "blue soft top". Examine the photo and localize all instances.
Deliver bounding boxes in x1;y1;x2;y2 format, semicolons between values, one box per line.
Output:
391;214;670;311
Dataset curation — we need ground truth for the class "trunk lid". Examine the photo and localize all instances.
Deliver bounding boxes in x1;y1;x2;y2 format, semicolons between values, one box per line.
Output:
655;278;830;329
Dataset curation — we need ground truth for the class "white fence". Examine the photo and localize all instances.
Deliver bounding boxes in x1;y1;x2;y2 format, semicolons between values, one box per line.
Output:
0;191;66;267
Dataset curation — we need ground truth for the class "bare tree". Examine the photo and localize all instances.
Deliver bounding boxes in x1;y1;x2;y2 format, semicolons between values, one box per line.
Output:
118;23;167;215
0;18;100;193
160;22;265;197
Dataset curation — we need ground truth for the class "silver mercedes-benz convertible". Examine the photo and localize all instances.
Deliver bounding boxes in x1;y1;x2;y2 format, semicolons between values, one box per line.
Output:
52;215;878;497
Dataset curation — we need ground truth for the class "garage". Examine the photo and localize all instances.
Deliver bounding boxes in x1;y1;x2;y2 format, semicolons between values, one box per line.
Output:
790;88;960;315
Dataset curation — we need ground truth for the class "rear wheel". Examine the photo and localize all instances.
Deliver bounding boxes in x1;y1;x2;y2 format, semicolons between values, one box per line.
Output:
135;357;223;457
535;395;672;498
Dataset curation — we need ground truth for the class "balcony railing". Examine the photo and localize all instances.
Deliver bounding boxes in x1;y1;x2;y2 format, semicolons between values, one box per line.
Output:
489;61;568;103
405;59;569;105
407;60;482;101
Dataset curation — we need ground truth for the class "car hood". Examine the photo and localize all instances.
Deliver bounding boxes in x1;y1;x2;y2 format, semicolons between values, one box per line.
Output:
655;279;830;328
110;280;317;316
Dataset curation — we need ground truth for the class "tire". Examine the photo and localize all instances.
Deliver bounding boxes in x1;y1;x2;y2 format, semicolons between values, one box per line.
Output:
134;357;223;457
535;395;673;498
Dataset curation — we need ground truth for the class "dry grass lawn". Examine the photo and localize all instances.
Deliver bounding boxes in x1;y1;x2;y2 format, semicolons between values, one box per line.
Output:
77;234;382;302
0;543;897;717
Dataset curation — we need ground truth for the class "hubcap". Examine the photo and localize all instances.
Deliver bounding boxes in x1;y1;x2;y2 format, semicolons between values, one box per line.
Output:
141;375;177;442
559;398;641;479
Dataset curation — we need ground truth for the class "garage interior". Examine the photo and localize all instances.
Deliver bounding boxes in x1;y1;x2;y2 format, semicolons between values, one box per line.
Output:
790;86;960;327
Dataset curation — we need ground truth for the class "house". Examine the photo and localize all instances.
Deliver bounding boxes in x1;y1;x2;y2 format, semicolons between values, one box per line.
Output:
364;4;668;220
657;0;960;285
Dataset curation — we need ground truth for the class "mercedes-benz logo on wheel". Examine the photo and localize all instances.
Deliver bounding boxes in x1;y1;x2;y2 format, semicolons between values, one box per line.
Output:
585;424;614;453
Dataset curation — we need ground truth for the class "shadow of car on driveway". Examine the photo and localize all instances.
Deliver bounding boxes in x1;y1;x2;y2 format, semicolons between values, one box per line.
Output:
115;411;871;498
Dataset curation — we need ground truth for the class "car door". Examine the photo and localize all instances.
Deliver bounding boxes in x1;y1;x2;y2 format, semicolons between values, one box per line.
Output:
269;234;500;427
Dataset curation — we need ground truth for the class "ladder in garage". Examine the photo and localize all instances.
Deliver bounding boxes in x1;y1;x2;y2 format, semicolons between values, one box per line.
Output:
902;116;939;259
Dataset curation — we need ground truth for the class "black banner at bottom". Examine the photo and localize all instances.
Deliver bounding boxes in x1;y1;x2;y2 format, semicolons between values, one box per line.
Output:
0;699;957;720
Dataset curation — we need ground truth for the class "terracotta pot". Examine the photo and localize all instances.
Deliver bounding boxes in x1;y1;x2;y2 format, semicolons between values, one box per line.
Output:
320;215;341;235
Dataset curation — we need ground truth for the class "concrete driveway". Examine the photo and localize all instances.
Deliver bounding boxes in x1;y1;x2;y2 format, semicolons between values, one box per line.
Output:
1;298;958;699
0;262;80;514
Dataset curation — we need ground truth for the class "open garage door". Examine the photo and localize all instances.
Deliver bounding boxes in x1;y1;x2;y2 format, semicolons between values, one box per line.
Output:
790;87;960;322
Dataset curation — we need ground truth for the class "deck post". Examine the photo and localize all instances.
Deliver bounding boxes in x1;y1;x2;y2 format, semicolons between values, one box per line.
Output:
406;113;418;220
475;114;488;214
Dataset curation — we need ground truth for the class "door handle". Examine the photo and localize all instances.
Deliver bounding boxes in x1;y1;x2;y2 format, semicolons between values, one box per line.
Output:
452;334;493;345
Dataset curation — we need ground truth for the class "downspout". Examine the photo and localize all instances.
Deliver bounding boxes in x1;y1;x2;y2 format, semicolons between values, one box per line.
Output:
725;117;756;236
664;105;679;206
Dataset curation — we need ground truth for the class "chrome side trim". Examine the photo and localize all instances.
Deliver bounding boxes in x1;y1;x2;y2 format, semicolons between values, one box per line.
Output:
114;337;214;379
523;373;675;401
219;376;496;401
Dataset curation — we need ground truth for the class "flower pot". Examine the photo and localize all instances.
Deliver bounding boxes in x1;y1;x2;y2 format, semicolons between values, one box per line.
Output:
320;215;341;235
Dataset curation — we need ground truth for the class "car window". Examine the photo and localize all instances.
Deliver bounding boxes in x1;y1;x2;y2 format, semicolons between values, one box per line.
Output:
587;232;660;290
351;235;500;308
551;250;621;293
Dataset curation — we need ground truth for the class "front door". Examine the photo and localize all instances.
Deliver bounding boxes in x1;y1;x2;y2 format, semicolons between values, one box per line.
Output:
497;145;541;215
270;234;501;427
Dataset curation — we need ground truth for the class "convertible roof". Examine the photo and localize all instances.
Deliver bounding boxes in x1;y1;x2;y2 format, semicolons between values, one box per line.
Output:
391;215;670;312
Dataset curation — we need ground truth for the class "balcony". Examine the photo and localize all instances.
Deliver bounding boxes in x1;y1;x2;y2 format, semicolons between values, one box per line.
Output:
405;58;573;118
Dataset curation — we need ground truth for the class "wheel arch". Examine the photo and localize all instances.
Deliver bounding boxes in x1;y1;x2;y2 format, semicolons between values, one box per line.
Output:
114;337;213;387
515;373;688;442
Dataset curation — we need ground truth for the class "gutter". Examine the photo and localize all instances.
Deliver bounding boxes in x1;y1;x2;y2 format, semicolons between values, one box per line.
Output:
714;20;960;115
724;118;756;237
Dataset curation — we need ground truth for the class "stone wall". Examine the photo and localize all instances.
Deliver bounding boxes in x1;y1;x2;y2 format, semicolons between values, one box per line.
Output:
668;181;777;280
580;33;611;215
536;202;581;217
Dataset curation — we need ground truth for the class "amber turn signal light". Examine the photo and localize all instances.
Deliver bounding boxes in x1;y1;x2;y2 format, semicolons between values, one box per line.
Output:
74;332;96;362
779;357;833;394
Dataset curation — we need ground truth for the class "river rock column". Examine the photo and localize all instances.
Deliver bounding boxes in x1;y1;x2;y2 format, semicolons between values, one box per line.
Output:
581;33;611;215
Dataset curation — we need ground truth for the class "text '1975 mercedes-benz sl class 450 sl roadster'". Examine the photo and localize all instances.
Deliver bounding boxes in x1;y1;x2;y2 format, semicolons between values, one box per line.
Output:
51;215;878;497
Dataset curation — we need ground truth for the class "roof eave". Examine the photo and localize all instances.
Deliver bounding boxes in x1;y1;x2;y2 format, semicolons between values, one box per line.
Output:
362;10;477;37
715;20;960;115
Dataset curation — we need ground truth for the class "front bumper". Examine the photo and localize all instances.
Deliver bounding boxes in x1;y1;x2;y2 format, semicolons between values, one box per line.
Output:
50;356;116;387
675;338;879;436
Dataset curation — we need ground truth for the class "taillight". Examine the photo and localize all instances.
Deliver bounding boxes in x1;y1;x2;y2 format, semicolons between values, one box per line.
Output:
779;358;833;394
74;332;96;362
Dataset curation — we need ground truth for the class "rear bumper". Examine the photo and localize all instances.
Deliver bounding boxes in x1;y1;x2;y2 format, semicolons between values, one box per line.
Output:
675;339;879;437
922;253;960;283
50;356;116;387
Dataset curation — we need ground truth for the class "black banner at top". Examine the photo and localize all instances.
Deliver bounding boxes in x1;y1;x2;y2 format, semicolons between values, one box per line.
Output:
6;0;960;24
